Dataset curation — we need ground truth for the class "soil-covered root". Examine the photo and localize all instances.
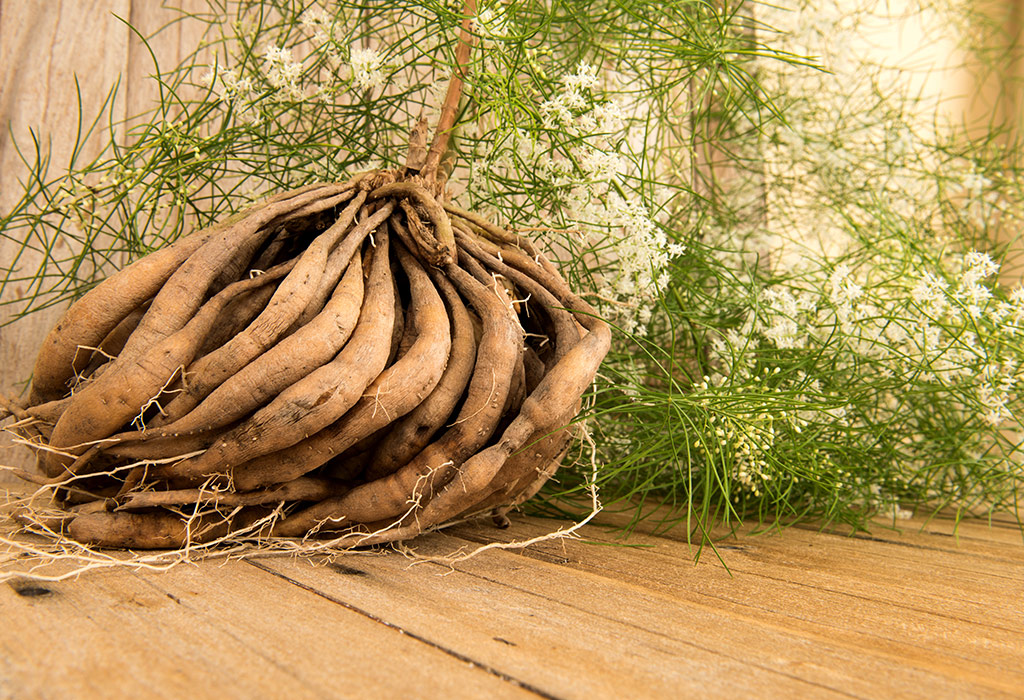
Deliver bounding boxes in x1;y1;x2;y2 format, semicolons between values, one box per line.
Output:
38;257;298;478
109;250;365;443
273;254;609;542
155;222;397;483
366;266;477;477
273;257;524;532
230;238;452;491
115;476;343;510
470;409;578;514
113;184;347;368
454;226;582;362
157;195;387;424
28;225;216;406
66;507;276;549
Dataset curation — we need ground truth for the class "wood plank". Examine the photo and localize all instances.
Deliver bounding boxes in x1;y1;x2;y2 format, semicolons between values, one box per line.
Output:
861;514;1024;548
254;529;1023;700
0;1;211;480
1;501;1021;698
466;513;1024;626
440;515;1024;695
1;0;132;476
123;0;211;120
432;532;1023;698
0;555;537;699
596;504;1024;569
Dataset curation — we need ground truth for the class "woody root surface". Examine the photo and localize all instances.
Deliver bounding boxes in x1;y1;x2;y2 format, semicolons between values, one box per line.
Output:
0;165;610;572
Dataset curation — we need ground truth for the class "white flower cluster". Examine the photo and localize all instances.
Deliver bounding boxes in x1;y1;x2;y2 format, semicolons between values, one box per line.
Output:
693;0;1024;510
349;45;384;91
749;0;1004;272
468;63;683;334
540;62;621;135
691;368;853;497
199;46;304;123
703;412;775;497
301;4;386;92
827;263;863;322
200;61;255;116
476;6;509;43
911;272;949;318
955;251;999;318
569;190;682;333
262;46;304;102
300;7;332;43
905;254;1023;425
759;287;811;350
200;45;307;114
201;4;390;117
977;360;1018;426
998;287;1024;333
747;250;1024;433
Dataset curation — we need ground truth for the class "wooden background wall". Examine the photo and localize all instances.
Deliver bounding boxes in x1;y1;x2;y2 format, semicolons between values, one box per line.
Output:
0;0;208;475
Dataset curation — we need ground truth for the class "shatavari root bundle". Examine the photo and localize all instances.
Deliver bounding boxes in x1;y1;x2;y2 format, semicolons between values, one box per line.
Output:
1;2;610;550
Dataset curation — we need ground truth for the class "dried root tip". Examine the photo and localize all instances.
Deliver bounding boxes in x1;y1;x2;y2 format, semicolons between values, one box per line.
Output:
67;511;220;549
0;393;29;421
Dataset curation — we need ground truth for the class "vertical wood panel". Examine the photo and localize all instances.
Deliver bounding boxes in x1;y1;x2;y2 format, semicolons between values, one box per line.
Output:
958;0;1024;282
0;0;205;477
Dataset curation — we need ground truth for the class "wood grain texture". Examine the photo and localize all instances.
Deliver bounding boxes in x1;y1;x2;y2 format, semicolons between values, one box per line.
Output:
0;509;1020;699
1;0;120;475
0;0;207;478
0;552;536;699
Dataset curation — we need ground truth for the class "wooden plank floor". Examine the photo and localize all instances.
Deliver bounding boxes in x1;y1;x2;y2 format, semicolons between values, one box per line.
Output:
2;508;1021;699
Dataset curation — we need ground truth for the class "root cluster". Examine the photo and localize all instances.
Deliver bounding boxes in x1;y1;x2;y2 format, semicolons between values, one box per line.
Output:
3;169;610;550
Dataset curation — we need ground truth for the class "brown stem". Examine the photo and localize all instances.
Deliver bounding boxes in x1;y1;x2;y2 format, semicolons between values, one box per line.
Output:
421;0;478;181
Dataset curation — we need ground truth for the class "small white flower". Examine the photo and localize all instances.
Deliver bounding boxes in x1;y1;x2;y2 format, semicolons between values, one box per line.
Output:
540;97;573;128
911;272;948;317
349;45;384;90
200;66;217;87
957;282;992;319
563;87;588;111
963;251;999;282
563;62;599;92
828;263;863;305
579;148;625;182
301;7;329;27
300;7;332;42
262;46;304;101
961;171;991;199
593;101;625;134
761;288;803;349
477;7;509;41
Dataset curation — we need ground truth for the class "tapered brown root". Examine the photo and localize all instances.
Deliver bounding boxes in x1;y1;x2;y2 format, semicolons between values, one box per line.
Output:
157;222;396;482
231;238;452;490
367;268;477;477
161;195;386;423
114;251;365;442
40;257;298;477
